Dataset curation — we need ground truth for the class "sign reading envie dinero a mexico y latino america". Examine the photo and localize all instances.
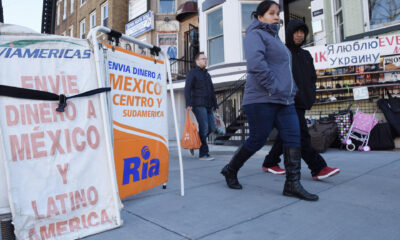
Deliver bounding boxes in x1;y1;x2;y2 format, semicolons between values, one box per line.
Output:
0;35;121;239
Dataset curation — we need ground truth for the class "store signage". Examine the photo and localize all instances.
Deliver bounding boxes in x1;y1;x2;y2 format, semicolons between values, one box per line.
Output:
312;20;323;34
353;87;369;100
128;0;148;21
306;38;380;69
379;34;400;56
155;20;180;32
158;33;178;60
312;9;323;17
125;11;154;38
383;55;400;70
0;34;122;240
383;55;400;82
306;34;400;70
104;43;169;198
311;0;326;45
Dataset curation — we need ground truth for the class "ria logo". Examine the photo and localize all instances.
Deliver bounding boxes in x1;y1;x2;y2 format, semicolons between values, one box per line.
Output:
122;146;160;185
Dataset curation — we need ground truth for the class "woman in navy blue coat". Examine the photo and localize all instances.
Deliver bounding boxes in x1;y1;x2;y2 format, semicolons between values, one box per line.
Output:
221;0;318;201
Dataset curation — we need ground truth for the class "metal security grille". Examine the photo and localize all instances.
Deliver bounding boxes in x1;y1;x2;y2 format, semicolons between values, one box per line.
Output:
289;13;305;22
307;84;400;121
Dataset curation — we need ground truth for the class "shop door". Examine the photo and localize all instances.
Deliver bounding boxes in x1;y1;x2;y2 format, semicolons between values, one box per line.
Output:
283;0;313;45
184;24;199;72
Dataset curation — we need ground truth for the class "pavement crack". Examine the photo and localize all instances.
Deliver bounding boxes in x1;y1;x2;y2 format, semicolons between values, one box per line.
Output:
196;199;302;239
124;209;192;240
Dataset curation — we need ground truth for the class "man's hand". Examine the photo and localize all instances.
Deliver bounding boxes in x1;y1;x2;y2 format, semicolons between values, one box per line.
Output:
187;106;192;111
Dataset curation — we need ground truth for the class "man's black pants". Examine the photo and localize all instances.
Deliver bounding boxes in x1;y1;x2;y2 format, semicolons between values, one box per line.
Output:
263;108;327;176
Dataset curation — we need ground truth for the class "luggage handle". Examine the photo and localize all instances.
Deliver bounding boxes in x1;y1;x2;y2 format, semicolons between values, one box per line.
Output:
185;109;196;125
318;111;333;123
338;104;352;115
345;103;353;113
385;88;392;99
384;88;397;101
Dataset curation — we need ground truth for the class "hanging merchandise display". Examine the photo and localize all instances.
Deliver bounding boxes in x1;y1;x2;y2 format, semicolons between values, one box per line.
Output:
305;34;400;151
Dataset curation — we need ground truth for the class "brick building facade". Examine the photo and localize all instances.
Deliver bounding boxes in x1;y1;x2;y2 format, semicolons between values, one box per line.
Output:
54;0;128;38
125;1;198;70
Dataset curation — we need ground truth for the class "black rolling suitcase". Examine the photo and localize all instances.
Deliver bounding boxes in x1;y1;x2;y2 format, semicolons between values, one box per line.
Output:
308;119;338;153
377;89;400;137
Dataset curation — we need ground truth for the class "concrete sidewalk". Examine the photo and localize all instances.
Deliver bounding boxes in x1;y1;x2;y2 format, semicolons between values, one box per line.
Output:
82;142;400;240
2;143;399;240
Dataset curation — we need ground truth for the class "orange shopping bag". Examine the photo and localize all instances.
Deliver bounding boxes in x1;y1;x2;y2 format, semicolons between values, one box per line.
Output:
181;109;202;149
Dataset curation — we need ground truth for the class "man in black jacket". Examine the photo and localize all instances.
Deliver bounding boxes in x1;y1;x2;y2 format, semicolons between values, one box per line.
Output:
185;52;218;160
262;20;340;180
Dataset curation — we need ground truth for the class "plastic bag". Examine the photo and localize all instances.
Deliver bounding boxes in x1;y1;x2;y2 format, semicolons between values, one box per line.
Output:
214;112;226;135
181;109;202;149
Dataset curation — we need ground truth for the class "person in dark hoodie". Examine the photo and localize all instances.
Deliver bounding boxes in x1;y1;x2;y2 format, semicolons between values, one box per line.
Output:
261;19;340;180
220;1;318;201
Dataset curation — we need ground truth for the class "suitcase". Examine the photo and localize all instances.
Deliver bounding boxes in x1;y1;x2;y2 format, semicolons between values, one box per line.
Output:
309;120;338;153
377;89;400;137
368;123;395;150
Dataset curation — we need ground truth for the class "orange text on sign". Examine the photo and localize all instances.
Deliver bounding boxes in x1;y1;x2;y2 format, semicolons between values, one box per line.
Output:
109;74;162;95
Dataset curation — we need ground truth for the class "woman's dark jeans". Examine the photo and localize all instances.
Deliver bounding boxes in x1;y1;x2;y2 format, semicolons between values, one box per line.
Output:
243;103;300;153
193;106;216;157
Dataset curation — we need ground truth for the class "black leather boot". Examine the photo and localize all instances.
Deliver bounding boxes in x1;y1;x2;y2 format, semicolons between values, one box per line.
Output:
282;147;319;201
221;145;253;189
221;165;242;189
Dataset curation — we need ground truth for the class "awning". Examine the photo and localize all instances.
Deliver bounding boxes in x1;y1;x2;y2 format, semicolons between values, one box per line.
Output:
176;1;198;22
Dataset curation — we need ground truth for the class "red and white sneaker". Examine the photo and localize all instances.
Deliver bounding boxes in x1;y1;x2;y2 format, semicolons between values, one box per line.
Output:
262;165;285;175
313;166;340;180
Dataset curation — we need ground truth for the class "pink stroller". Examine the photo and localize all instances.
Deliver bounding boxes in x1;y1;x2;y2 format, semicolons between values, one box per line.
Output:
342;106;378;152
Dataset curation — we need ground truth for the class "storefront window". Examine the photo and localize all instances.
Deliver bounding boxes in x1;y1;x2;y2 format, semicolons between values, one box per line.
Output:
63;0;67;20
90;11;96;29
70;0;74;14
368;0;400;29
57;4;60;25
101;2;109;27
159;0;175;13
80;19;86;39
334;0;342;10
207;8;224;66
333;0;343;42
241;3;258;59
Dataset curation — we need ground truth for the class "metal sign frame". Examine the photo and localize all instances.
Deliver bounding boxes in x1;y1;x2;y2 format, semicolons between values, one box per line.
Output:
87;26;185;196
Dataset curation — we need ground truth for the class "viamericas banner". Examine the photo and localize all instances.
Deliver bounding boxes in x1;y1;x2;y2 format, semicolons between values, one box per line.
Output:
0;35;122;239
104;43;169;198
